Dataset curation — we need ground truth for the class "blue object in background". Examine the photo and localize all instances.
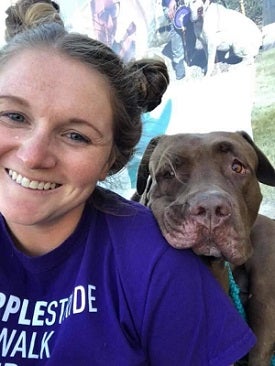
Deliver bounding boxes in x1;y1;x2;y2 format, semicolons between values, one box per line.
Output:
128;98;172;188
173;6;191;29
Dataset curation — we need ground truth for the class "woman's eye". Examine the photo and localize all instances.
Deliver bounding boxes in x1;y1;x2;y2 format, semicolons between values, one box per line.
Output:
67;132;91;144
0;112;25;123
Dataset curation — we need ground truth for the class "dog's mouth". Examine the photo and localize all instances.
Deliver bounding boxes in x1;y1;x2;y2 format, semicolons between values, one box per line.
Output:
161;211;220;249
161;215;251;265
192;236;251;266
193;241;222;258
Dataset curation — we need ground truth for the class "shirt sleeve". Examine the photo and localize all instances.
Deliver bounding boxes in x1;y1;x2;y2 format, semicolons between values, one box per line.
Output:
140;247;256;366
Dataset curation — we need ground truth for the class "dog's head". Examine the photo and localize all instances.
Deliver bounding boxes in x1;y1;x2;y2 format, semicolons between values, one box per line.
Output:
184;0;211;22
135;131;275;265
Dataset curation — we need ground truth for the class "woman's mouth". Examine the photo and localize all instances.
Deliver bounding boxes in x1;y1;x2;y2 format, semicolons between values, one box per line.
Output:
7;169;61;190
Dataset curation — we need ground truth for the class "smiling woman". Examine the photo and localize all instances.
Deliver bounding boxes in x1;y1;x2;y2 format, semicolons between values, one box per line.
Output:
0;0;257;365
0;49;116;242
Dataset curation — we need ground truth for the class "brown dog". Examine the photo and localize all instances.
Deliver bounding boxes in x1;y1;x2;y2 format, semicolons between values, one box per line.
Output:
133;131;275;365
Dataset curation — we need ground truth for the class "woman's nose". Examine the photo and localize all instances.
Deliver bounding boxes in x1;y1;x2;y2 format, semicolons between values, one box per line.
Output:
16;133;57;169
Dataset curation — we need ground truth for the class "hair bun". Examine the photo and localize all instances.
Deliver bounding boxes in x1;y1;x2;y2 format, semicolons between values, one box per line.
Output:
5;0;64;42
128;59;169;113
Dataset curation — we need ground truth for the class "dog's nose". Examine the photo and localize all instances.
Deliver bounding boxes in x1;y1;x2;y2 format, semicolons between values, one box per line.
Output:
197;6;203;16
188;192;232;228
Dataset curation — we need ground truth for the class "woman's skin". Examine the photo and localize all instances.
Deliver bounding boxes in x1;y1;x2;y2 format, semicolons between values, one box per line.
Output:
0;49;115;256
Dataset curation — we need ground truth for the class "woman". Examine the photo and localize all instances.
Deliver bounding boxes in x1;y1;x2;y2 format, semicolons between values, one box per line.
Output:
0;0;255;364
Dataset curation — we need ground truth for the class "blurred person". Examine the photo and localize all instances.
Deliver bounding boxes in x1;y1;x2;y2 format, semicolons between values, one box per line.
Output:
90;0;136;62
162;0;186;79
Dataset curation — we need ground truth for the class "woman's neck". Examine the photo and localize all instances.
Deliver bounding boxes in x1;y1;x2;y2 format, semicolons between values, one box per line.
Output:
5;206;84;256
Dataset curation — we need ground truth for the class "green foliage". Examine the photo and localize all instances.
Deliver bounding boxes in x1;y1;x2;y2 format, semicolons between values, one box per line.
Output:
252;48;275;210
217;0;263;25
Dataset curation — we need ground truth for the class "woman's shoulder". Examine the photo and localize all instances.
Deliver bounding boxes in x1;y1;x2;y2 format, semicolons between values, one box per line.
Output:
90;186;161;232
87;188;256;364
90;186;205;277
91;185;150;211
89;187;240;297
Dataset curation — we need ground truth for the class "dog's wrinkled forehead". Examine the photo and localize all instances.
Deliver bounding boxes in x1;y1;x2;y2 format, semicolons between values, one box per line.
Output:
148;135;190;173
149;132;258;173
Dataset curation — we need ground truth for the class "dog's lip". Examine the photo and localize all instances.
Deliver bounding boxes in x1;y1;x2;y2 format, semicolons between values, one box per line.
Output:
194;240;245;261
226;252;250;266
164;232;192;249
193;242;221;258
206;255;225;262
161;221;195;249
162;216;214;249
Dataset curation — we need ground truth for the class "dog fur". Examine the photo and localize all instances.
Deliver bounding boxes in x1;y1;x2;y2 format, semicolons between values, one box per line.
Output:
133;131;275;365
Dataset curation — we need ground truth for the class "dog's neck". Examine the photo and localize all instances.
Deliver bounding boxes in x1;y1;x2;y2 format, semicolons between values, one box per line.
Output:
201;256;229;293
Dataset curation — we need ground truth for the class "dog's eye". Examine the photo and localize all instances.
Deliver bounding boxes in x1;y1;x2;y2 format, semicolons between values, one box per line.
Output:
163;170;175;179
232;160;246;174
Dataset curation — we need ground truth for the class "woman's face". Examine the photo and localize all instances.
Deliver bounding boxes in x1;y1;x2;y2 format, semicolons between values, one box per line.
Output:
0;49;114;231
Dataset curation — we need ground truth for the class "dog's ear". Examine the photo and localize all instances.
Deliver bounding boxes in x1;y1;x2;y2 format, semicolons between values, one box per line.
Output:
136;136;163;195
238;131;275;187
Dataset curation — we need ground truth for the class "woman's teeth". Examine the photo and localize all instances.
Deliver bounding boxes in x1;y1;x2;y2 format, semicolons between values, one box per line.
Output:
8;169;58;190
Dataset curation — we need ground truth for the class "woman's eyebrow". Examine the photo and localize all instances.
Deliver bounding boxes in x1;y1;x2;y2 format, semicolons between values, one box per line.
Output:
67;118;104;138
0;94;30;107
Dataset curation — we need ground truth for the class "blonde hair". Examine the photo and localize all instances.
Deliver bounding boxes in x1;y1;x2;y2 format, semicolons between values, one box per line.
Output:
5;0;63;41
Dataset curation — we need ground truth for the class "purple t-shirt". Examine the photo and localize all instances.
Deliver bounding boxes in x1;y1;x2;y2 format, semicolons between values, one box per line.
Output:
0;188;255;365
